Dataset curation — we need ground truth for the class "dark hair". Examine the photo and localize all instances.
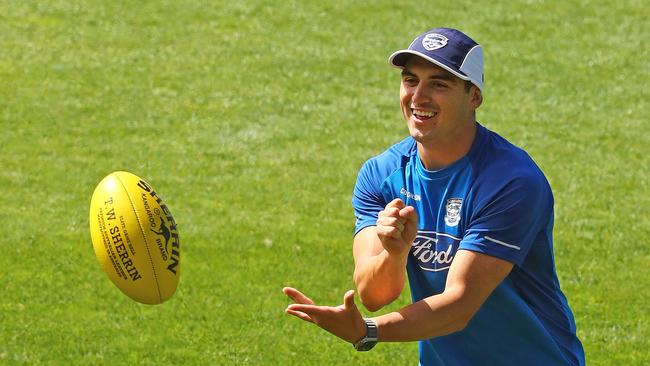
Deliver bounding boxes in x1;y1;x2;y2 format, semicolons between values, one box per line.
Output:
464;80;474;92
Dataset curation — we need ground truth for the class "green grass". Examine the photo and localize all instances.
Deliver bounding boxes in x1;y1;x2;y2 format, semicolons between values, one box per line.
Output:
1;0;648;364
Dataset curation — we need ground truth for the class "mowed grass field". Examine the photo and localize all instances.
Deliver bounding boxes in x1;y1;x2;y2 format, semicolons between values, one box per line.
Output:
1;0;648;364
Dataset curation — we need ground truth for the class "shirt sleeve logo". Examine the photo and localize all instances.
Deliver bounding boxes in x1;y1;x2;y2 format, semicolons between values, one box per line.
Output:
444;198;463;227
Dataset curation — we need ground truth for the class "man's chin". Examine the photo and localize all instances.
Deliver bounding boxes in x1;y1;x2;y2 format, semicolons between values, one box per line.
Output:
408;126;433;142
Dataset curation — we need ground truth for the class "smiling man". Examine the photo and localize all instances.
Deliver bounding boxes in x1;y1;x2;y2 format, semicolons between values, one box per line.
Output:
284;28;585;365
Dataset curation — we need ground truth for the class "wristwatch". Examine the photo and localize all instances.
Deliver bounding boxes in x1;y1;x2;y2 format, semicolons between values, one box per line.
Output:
353;318;378;351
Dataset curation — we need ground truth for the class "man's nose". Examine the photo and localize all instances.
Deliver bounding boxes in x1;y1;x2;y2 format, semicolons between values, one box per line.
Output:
412;83;429;104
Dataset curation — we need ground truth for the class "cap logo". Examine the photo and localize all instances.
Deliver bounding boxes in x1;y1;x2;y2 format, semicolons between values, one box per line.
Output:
422;33;448;51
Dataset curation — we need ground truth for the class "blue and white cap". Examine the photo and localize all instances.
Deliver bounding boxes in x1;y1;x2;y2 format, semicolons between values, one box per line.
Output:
388;28;484;91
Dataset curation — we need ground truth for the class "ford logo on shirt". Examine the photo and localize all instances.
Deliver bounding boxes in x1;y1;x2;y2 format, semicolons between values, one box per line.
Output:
411;231;461;272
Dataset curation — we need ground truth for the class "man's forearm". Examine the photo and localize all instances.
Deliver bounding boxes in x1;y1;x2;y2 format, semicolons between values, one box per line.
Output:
354;250;408;312
370;250;514;342
372;287;469;342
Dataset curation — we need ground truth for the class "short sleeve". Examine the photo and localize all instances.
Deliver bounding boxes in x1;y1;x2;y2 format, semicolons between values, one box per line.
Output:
352;160;387;235
460;173;553;266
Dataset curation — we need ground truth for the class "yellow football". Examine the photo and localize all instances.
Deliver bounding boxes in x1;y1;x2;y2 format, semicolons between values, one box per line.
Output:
89;171;180;304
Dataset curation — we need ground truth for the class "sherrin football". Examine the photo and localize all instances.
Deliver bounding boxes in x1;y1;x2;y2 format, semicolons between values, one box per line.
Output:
89;171;180;304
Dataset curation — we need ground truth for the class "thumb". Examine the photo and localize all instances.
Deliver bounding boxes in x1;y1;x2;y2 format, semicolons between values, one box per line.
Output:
399;205;418;223
343;290;357;311
399;206;419;240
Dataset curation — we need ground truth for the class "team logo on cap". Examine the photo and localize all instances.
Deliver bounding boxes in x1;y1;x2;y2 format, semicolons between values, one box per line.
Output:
422;33;448;51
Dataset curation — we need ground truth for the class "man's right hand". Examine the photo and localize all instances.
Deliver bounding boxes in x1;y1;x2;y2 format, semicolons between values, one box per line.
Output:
376;198;418;257
353;198;418;311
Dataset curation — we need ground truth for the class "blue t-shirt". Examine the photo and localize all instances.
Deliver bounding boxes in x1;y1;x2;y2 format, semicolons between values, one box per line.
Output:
352;123;585;366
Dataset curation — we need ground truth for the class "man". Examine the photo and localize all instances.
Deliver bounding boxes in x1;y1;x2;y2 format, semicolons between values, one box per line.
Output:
284;27;585;365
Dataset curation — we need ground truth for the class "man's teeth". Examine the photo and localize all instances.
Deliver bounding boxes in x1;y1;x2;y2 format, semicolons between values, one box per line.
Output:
413;110;436;118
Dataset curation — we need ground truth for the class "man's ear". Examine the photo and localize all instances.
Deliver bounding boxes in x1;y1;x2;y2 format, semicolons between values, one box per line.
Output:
470;87;483;110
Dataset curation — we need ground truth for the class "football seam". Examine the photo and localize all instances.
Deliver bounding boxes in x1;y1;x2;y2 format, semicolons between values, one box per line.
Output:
114;172;163;303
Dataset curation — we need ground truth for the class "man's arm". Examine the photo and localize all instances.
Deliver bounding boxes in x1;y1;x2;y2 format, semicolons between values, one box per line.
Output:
283;249;513;343
353;199;418;311
372;249;513;341
352;227;407;311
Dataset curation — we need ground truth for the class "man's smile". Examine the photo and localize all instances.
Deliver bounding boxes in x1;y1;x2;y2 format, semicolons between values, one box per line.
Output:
412;108;437;122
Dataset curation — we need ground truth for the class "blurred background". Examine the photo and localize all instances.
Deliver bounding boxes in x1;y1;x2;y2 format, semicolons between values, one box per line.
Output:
1;0;648;364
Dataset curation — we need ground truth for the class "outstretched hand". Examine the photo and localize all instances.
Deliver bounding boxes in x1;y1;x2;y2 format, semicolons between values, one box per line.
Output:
283;287;367;344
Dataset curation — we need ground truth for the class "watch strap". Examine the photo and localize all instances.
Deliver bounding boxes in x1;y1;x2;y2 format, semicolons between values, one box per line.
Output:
353;318;378;351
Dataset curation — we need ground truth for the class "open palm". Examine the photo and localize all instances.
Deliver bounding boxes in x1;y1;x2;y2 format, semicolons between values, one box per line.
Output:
283;287;367;344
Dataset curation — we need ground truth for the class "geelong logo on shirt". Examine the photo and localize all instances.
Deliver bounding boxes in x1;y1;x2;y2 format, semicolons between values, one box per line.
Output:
444;198;462;227
411;231;461;272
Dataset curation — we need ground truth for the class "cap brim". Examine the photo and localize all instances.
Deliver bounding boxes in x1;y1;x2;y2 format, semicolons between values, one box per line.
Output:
388;49;471;83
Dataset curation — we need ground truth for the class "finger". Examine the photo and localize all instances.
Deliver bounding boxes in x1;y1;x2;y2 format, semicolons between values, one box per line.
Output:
378;207;400;218
386;198;406;210
285;308;315;323
283;287;315;305
376;216;405;230
395;220;406;233
286;304;331;319
376;224;403;239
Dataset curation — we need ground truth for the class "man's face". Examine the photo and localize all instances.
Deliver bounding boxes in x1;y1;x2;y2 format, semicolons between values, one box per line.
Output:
399;56;481;146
